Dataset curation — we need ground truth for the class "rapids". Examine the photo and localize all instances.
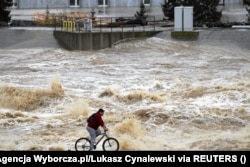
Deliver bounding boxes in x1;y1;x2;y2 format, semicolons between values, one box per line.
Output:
0;28;249;150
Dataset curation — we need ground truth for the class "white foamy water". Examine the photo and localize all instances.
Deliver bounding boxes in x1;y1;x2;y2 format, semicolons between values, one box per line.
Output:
0;29;249;151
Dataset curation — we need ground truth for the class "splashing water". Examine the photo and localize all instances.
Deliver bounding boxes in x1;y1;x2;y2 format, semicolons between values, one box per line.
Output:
0;29;249;151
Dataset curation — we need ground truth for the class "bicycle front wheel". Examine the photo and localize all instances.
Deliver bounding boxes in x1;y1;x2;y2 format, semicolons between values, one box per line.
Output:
75;138;91;151
102;137;119;151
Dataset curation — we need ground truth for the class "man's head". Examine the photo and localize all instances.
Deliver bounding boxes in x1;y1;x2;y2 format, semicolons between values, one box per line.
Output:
98;108;105;116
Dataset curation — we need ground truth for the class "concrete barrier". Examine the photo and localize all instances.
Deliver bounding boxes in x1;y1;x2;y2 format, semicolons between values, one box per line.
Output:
53;30;162;51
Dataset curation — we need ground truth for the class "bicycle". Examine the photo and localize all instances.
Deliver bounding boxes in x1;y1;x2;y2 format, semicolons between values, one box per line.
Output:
75;130;119;151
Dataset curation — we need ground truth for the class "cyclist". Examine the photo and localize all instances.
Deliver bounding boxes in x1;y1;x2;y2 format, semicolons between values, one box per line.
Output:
86;108;108;151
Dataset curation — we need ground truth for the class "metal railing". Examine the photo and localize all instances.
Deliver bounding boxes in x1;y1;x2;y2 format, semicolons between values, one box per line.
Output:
53;15;159;33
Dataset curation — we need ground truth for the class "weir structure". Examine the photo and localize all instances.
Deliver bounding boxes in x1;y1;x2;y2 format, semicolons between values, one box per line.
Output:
53;15;164;51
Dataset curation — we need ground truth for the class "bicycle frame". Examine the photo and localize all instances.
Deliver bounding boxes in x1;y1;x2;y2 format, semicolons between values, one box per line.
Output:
95;131;108;147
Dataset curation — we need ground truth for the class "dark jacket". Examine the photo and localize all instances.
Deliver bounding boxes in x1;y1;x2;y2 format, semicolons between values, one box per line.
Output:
87;112;104;130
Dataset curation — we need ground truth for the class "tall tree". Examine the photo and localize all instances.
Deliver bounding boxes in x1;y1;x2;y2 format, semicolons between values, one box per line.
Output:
161;0;182;21
162;0;222;27
0;0;11;26
134;1;148;25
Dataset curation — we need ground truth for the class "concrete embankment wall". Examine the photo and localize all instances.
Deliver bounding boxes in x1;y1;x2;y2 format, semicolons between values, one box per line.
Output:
53;31;161;50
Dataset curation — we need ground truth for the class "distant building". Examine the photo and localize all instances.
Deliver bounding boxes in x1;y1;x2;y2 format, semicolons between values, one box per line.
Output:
8;0;243;9
8;0;244;25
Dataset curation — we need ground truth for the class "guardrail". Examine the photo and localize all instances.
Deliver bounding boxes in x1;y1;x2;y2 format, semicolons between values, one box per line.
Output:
53;16;159;33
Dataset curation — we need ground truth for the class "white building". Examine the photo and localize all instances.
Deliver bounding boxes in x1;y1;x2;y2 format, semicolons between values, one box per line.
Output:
8;0;246;25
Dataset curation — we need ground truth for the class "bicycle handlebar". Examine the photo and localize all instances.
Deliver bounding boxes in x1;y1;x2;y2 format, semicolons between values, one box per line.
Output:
102;130;109;136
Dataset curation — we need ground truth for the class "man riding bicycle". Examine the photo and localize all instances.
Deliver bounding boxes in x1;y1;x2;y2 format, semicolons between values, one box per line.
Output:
86;108;108;151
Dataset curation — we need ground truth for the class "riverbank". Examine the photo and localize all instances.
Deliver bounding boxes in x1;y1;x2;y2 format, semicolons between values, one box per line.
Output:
1;26;249;51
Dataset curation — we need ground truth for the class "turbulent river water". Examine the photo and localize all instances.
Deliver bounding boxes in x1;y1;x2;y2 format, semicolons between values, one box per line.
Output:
0;27;249;150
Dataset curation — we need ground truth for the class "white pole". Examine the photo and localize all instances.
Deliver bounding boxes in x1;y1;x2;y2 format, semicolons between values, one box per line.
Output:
103;0;106;15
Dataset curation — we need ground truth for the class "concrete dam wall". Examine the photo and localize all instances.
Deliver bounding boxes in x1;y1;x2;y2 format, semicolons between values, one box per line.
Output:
53;31;162;50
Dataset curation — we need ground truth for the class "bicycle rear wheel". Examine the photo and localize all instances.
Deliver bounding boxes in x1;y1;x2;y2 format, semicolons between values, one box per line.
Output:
75;138;91;151
102;137;119;151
